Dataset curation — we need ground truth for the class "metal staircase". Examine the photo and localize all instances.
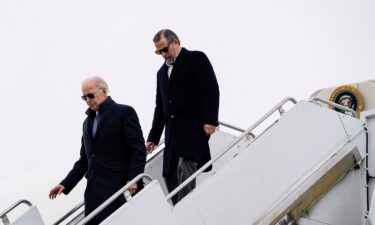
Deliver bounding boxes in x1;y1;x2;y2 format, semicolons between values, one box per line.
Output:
2;97;373;225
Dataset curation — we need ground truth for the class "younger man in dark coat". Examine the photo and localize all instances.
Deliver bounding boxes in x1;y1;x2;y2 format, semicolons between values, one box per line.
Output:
146;29;220;204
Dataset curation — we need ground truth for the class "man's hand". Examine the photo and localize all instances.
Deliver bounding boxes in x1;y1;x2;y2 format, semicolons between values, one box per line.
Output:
127;182;138;195
203;124;217;136
146;142;156;153
49;184;65;199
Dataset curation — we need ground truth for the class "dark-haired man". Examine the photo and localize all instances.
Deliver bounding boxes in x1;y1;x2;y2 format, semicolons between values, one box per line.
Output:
147;29;220;204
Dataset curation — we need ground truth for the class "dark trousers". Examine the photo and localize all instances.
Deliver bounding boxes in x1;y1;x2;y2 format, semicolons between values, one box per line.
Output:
164;157;198;205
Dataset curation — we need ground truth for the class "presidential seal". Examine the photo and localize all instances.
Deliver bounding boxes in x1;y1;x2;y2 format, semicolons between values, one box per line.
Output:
329;85;364;117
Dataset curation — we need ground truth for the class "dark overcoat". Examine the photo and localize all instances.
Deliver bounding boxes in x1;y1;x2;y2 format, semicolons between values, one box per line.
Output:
147;47;220;177
60;97;146;220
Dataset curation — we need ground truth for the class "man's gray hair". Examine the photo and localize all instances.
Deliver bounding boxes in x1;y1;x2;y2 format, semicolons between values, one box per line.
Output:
153;29;180;45
82;76;109;92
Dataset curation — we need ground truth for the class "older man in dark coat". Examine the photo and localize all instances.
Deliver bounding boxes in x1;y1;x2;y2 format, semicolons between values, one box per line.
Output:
146;29;220;204
49;76;147;224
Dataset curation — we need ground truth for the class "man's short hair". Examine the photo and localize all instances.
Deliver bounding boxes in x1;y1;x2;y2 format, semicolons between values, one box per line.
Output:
153;29;180;45
82;76;109;92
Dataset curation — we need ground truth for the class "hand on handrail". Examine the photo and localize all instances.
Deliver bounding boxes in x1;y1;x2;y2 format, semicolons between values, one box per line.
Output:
146;142;156;153
127;183;138;195
203;124;217;136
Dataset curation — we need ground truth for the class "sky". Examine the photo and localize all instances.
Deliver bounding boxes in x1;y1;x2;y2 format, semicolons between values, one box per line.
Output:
0;0;374;223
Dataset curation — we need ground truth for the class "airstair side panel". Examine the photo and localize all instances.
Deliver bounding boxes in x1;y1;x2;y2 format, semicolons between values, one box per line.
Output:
10;206;45;225
298;163;365;225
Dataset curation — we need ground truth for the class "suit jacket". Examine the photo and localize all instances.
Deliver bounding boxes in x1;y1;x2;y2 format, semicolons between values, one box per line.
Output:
60;97;146;220
147;47;220;177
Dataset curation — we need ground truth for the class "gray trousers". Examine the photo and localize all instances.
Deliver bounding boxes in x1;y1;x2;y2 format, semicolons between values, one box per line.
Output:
164;157;198;204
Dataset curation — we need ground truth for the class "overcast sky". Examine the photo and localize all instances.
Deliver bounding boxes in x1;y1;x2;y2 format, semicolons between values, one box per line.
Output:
0;0;374;223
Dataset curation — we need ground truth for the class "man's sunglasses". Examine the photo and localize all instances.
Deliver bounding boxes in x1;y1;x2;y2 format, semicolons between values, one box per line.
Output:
155;46;169;55
81;88;103;101
155;40;176;55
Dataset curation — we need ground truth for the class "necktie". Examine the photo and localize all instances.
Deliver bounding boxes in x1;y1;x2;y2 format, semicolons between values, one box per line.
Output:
92;112;100;137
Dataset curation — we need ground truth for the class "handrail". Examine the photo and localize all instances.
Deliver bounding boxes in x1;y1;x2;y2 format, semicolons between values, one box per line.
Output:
148;121;251;161
219;121;245;132
166;97;298;201
310;97;358;118
76;173;153;225
0;200;32;225
219;121;255;138
66;211;85;225
53;201;84;225
149;121;251;158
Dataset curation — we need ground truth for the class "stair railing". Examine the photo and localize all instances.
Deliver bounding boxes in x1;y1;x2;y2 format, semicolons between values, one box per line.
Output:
0;200;32;225
310;97;358;118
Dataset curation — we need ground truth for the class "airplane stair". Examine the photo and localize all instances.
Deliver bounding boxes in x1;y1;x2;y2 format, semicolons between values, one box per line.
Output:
2;97;371;225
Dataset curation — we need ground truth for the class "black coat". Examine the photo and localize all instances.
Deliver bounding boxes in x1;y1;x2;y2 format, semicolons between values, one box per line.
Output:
60;97;146;220
147;48;220;177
